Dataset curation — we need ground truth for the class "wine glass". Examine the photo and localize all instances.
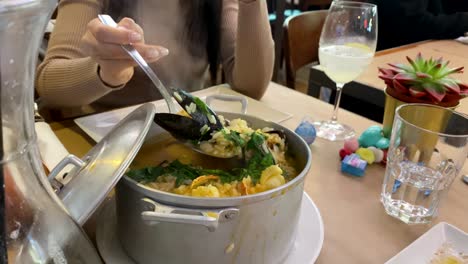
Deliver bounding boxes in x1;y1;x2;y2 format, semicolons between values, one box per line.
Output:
314;1;378;141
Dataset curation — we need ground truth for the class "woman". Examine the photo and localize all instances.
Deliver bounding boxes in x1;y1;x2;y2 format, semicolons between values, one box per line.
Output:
36;0;274;116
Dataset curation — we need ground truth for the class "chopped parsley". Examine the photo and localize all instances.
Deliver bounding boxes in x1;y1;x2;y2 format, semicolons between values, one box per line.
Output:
128;160;241;186
193;97;210;115
222;129;246;147
128;131;276;186
239;132;275;181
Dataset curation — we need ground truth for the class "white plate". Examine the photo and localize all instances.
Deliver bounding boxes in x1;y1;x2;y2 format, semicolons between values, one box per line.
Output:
385;222;468;264
96;192;324;264
74;85;293;142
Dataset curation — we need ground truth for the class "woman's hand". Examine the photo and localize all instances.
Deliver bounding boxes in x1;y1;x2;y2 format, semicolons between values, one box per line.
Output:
81;17;168;87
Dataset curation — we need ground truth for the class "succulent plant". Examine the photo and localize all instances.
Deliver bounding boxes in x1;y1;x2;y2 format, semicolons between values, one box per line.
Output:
379;53;468;103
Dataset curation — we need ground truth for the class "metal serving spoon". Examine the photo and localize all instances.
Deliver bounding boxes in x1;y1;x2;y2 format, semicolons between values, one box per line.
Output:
98;15;242;160
97;14;177;114
152;88;236;159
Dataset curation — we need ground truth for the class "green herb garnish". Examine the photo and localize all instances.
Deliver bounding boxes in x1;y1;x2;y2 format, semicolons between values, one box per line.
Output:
222;129;246;147
193;97;210;115
126;166;165;183
128;132;276;186
241;132;275;181
128;160;242;186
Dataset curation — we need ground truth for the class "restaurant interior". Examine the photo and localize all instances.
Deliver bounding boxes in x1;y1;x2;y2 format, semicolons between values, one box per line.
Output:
1;0;467;263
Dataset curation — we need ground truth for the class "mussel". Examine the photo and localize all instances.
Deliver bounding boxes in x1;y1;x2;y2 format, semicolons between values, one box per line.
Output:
153;89;283;161
153;88;224;142
173;88;223;131
153;113;212;141
263;129;286;140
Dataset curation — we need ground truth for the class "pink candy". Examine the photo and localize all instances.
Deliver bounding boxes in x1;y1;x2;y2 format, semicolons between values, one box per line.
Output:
344;138;359;152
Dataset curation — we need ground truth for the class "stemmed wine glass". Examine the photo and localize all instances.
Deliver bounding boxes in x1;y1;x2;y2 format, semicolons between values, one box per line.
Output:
314;1;378;141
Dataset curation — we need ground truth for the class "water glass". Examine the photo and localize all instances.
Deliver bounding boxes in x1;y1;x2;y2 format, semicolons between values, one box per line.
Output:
381;104;468;224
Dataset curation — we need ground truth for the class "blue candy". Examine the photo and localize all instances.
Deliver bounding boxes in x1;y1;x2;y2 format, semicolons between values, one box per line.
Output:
341;154;367;177
295;120;316;145
392;180;432;196
392;179;401;193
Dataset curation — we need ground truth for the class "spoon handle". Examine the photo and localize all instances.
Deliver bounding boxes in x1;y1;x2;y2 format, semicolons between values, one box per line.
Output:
97;14;177;114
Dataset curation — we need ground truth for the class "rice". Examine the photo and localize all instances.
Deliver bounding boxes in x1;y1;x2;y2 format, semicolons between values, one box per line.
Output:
132;117;298;198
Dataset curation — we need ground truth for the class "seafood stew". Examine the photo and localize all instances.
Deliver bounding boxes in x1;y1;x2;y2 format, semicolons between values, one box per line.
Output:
127;118;298;198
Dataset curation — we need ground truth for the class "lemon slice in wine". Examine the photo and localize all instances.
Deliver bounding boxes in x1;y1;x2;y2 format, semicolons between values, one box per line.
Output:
344;42;372;52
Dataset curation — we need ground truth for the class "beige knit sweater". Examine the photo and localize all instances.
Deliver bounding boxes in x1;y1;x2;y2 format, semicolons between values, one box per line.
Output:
36;0;274;116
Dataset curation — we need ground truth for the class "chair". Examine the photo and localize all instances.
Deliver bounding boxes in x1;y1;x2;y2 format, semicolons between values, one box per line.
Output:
283;10;328;89
268;0;303;81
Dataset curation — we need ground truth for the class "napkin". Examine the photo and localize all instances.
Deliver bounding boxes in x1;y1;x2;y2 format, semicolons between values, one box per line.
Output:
455;36;468;44
35;122;70;173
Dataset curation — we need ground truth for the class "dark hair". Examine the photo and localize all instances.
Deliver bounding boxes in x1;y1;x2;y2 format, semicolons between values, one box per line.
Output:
105;0;223;81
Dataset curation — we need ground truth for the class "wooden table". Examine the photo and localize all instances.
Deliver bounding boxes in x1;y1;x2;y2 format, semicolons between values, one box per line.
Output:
51;82;468;263
308;40;468;117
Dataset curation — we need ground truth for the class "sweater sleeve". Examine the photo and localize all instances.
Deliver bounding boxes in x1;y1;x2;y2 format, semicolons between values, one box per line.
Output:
36;0;123;108
220;0;275;100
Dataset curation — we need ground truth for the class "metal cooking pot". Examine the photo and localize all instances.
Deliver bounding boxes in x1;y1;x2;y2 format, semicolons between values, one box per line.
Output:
116;112;312;264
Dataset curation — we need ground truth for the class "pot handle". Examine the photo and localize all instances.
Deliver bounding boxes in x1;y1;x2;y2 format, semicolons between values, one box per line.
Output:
47;154;85;191
140;198;239;232
206;94;248;114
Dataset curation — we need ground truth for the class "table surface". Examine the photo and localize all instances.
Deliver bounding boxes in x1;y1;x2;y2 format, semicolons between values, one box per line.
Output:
358;40;468;114
50;81;468;264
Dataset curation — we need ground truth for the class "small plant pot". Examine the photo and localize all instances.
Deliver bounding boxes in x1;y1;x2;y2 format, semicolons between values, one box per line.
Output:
382;87;460;138
383;92;461;165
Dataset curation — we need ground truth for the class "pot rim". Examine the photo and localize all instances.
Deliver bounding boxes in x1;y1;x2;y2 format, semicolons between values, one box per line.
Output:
120;112;312;208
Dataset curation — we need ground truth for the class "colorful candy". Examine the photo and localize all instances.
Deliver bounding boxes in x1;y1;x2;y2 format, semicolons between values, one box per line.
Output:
376;137;390;149
338;126;390;175
341;154;367;177
355;148;375;164
339;148;352;160
295;118;316;145
368;147;384;163
382;149;388;165
344;138;359;152
358;125;383;147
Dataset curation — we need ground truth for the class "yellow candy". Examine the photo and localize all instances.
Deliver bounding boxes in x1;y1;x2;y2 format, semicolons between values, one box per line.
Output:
356;148;375;164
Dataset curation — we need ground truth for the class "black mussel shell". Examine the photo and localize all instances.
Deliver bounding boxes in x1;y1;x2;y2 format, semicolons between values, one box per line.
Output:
172;88;223;131
153;113;213;141
264;129;286;139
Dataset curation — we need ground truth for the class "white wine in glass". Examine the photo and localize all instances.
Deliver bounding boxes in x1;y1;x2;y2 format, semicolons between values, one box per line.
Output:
314;1;378;141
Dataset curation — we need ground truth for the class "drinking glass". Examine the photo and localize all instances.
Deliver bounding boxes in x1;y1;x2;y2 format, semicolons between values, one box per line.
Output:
314;1;378;141
381;104;468;224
